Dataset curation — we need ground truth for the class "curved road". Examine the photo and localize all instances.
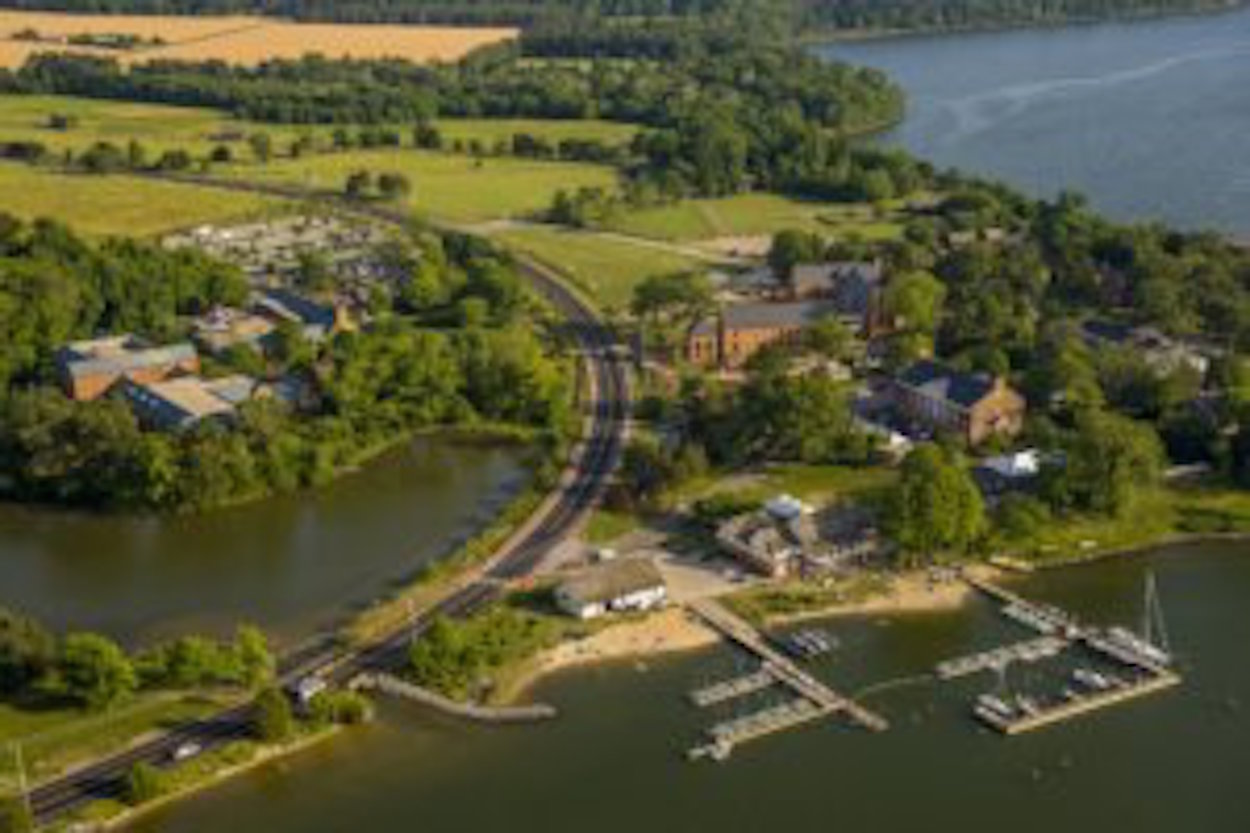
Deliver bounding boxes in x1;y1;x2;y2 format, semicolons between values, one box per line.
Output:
27;183;630;825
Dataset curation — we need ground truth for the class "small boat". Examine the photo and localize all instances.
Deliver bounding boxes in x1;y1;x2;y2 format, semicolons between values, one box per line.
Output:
1073;668;1112;691
977;694;1016;718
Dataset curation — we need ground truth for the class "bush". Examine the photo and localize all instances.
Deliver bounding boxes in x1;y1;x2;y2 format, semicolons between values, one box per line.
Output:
0;796;33;833
250;687;294;743
124;762;166;806
309;690;373;726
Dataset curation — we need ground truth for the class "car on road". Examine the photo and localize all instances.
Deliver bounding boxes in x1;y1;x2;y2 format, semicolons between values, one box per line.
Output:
171;742;202;762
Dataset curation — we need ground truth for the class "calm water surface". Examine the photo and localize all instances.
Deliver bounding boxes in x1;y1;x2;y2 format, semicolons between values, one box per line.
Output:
132;542;1250;833
0;437;527;644
823;10;1250;235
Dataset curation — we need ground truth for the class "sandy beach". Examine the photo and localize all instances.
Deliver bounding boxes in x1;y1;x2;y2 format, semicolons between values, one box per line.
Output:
507;567;985;700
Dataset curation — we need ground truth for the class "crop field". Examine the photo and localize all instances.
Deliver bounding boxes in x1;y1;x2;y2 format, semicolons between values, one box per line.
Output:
0;163;281;236
0;10;516;68
607;193;906;243
228;150;619;224
495;226;707;308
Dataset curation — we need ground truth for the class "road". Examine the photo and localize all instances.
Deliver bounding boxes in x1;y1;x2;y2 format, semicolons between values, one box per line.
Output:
27;181;630;826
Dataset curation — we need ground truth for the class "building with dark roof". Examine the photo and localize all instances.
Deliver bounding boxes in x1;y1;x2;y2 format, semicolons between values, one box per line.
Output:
887;360;1025;445
56;335;200;401
686;301;838;369
254;288;354;343
118;374;262;431
789;262;888;335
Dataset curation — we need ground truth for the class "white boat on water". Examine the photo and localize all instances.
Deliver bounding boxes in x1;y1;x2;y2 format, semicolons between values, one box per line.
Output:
1106;626;1172;667
977;694;1016;718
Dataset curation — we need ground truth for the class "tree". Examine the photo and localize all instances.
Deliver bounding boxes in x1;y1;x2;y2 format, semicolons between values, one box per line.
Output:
59;632;137;711
247;132;272;163
344;170;373;200
377;172;412;201
630;271;716;353
803;316;856;361
1044;409;1164;516
883;270;946;363
768;230;826;282
124;762;166;805
233;625;274;689
251;686;294;743
0;607;55;695
884;444;986;563
209;144;233;164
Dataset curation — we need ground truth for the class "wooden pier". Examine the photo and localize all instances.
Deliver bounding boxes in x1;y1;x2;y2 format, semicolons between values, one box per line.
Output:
684;599;887;760
963;574;1182;735
975;671;1182;735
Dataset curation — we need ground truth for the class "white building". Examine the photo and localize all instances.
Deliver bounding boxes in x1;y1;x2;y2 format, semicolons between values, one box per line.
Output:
555;559;668;620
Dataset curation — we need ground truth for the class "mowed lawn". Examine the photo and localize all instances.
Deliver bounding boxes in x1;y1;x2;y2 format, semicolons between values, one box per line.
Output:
229;150;619;224
0;164;280;236
496;226;705;308
0;692;232;789
608;193;905;243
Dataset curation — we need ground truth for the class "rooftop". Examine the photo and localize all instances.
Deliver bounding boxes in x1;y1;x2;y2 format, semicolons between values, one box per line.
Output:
557;558;665;608
59;336;197;379
895;361;1001;409
122;374;258;429
694;300;839;336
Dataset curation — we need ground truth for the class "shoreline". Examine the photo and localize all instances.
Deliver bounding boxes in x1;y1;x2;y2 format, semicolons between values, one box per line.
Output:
801;2;1247;46
497;532;1250;701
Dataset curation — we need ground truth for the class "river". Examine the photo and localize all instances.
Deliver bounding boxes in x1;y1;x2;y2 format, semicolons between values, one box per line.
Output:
128;540;1250;833
0;437;528;645
821;9;1250;236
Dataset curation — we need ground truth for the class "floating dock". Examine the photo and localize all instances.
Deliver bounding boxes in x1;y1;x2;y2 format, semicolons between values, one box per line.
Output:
974;671;1181;735
963;574;1182;735
690;668;777;707
684;599;887;761
935;635;1068;680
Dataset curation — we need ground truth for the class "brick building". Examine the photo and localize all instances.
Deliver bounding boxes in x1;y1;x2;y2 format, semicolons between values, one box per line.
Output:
887;361;1026;445
686;301;838;369
56;336;200;402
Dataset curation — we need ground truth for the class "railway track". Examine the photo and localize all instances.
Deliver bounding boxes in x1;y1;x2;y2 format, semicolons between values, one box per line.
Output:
28;181;629;825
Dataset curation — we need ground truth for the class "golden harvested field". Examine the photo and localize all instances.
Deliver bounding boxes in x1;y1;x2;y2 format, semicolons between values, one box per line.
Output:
0;10;516;68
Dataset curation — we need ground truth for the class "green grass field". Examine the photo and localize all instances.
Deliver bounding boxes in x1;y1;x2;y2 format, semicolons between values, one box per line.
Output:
436;118;637;148
0;692;233;789
608;193;905;243
228;150;618;224
0;163;281;236
0;95;636;158
495;226;705;308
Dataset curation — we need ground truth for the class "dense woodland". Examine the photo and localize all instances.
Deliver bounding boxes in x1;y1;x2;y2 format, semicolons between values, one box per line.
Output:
0;216;573;512
0;0;1239;29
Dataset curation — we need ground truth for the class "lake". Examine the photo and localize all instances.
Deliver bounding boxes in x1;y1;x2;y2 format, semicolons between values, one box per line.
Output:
0;437;528;645
129;540;1250;833
821;9;1250;236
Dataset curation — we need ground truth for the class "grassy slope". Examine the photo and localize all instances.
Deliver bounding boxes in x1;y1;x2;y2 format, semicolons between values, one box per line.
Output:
0;94;634;155
608;194;905;242
0;163;280;236
0;691;234;790
227;150;617;224
494;225;704;308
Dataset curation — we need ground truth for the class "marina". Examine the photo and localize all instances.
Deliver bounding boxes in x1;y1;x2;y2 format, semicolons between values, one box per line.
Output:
684;599;888;761
963;572;1180;735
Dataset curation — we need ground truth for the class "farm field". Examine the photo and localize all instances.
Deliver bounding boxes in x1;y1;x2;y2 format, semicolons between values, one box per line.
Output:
0;10;515;68
227;150;619;224
495;225;709;308
607;192;906;243
0;163;281;236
